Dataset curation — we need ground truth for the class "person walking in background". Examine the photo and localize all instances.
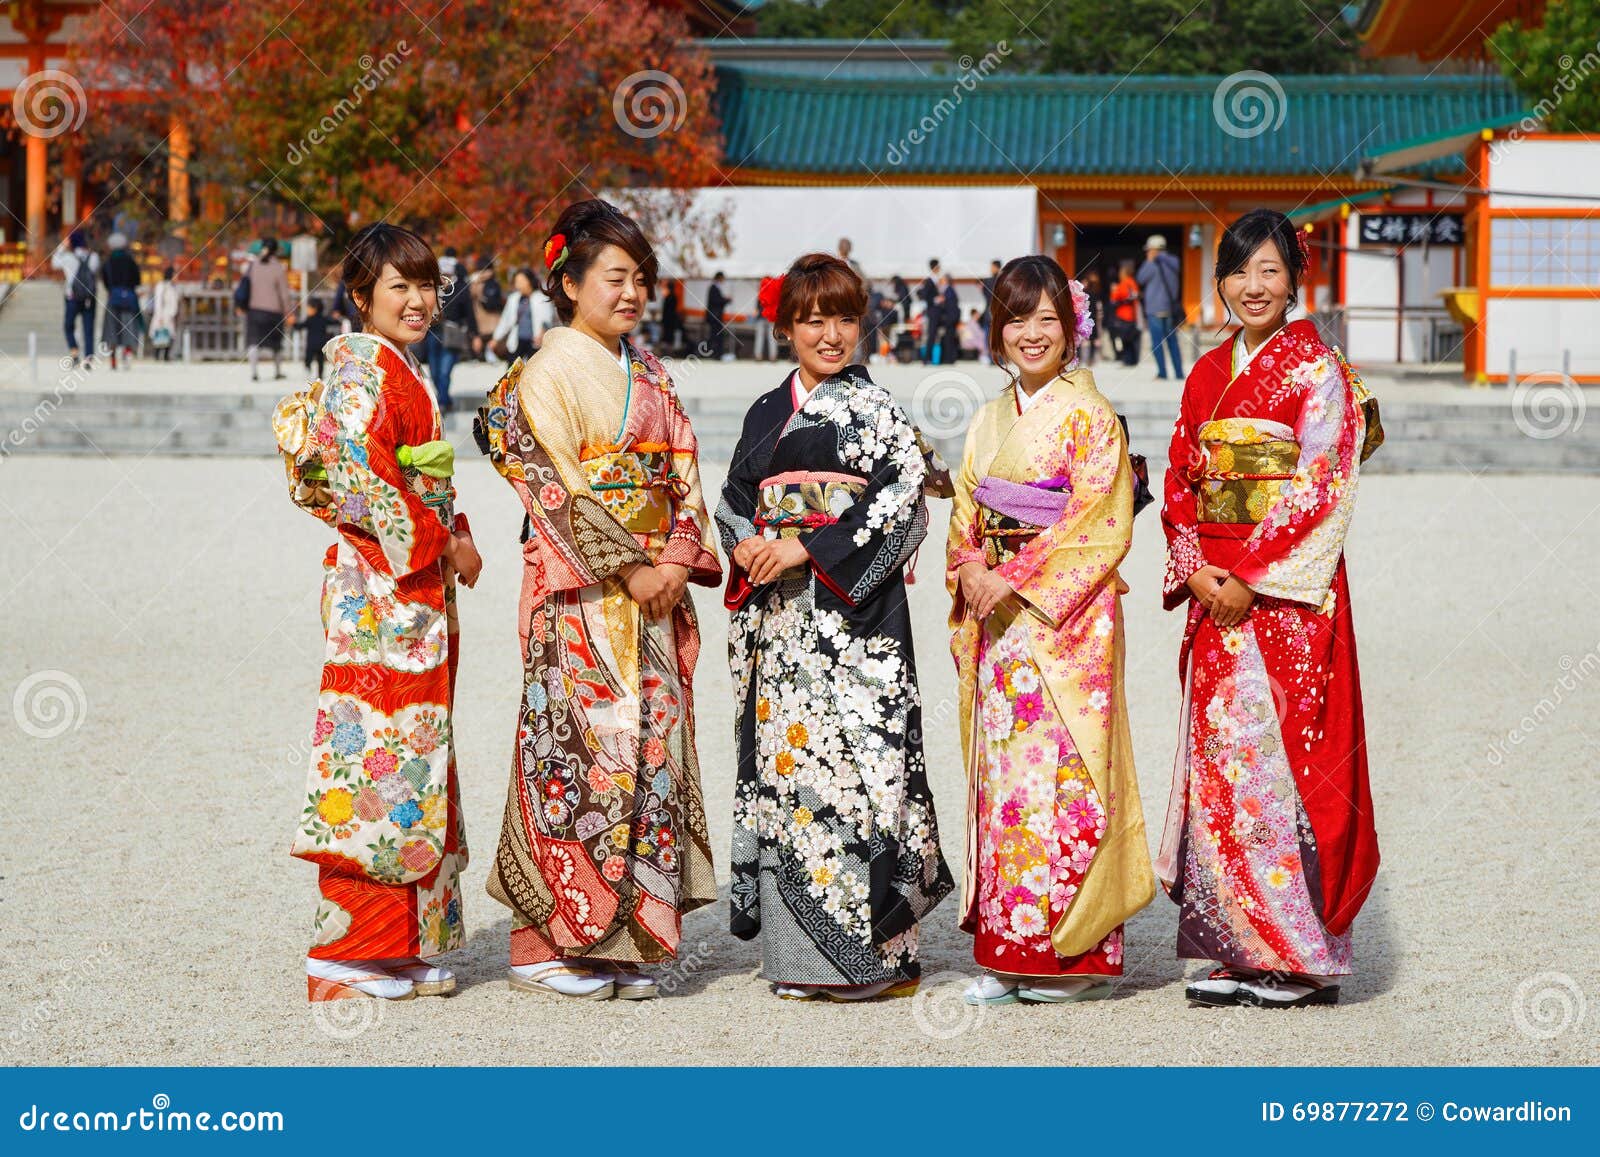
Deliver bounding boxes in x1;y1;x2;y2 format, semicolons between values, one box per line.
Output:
100;233;143;370
295;298;333;379
1137;234;1185;380
705;270;731;361
938;273;962;366
753;274;780;362
241;236;293;381
891;274;911;326
1109;259;1141;367
918;260;942;363
491;267;552;367
1078;269;1105;366
978;258;1000;355
660;278;683;354
52;230;100;368
147;266;180;362
427;249;475;408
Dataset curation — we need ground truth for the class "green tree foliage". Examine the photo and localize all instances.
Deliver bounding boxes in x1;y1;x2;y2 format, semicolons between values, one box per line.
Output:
758;0;1364;74
1489;0;1600;132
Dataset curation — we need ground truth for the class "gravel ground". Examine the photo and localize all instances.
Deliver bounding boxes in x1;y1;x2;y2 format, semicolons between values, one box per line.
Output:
1;455;1596;1066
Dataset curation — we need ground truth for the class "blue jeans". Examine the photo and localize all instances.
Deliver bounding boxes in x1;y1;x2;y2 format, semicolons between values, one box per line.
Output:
1148;313;1183;378
427;341;459;407
64;297;95;357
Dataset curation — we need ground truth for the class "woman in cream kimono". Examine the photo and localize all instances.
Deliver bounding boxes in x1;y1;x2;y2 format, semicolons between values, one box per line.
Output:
948;256;1154;1006
477;199;721;1001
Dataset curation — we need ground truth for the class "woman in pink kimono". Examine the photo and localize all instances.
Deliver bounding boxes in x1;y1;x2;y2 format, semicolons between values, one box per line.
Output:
947;256;1155;1006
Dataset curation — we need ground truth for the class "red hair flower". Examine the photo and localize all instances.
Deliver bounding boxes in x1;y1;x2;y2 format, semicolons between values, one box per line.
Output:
544;233;570;273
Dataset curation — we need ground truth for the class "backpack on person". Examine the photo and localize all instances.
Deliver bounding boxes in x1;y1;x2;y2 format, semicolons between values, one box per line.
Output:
233;273;252;311
69;255;96;303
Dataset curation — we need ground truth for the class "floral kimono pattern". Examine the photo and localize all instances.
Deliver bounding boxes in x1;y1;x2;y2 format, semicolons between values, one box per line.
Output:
947;368;1154;977
1156;318;1380;976
718;368;955;987
477;326;721;966
275;332;468;961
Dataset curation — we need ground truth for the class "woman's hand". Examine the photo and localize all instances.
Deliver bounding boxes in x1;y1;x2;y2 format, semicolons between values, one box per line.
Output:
656;563;689;612
746;537;809;586
959;561;1013;621
1186;564;1229;612
732;536;767;571
1208;574;1255;629
446;531;483;588
624;564;674;619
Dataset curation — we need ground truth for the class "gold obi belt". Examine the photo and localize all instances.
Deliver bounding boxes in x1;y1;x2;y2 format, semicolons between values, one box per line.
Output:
1196;417;1299;525
754;471;865;539
580;440;687;535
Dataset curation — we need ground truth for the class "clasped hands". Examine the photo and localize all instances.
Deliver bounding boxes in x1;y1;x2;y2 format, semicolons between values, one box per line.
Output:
623;561;691;619
732;535;811;586
1186;564;1254;628
957;561;1014;621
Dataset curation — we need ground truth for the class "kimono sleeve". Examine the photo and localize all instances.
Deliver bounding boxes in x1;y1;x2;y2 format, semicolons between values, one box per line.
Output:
656;388;723;585
803;386;928;607
318;357;450;578
994;401;1131;630
714;404;765;556
1228;352;1362;607
944;419;987;612
1160;391;1208;610
517;375;648;593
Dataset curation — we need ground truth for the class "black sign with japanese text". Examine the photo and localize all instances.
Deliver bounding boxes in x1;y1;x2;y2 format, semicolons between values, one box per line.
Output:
1358;213;1466;247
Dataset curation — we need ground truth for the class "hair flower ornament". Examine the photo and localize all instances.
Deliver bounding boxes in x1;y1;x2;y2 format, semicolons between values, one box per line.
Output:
1067;278;1095;345
544;233;570;274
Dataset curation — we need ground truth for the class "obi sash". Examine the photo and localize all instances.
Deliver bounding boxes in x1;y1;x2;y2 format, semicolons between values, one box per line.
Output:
580;440;687;536
974;474;1071;566
1195;417;1298;525
754;470;865;538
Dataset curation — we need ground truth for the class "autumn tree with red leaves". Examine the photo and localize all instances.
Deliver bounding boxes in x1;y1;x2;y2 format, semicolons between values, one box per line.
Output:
75;1;726;268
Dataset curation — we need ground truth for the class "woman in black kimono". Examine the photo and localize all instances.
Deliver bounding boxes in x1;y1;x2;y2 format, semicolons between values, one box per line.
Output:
717;252;955;1002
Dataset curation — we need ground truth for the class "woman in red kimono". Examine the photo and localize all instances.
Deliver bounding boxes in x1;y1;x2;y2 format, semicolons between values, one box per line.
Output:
1156;209;1379;1009
275;224;483;1002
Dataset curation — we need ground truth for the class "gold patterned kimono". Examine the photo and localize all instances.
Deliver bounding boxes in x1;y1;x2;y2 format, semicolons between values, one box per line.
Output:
477;326;722;965
947;368;1155;976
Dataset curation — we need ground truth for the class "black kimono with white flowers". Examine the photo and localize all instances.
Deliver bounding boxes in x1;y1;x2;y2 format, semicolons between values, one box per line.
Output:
717;366;954;986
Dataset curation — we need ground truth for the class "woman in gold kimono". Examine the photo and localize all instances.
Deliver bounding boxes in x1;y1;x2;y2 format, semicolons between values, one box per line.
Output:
477;199;722;1000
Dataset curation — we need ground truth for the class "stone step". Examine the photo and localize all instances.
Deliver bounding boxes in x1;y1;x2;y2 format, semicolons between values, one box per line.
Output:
2;388;1596;473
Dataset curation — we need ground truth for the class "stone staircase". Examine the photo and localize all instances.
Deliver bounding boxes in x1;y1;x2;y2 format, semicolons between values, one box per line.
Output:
1;382;1596;473
0;279;72;366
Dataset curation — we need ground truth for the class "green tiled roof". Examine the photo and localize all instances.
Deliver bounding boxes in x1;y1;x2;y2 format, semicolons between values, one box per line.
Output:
714;68;1528;178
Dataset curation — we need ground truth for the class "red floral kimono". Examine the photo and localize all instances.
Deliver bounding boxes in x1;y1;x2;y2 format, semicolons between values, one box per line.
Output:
275;333;469;964
1156;319;1379;977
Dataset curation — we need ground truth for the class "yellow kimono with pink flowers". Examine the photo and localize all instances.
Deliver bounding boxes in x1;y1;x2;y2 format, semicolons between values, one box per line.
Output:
947;368;1154;976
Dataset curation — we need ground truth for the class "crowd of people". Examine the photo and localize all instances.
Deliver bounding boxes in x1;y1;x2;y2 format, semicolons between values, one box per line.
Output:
274;199;1379;1013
